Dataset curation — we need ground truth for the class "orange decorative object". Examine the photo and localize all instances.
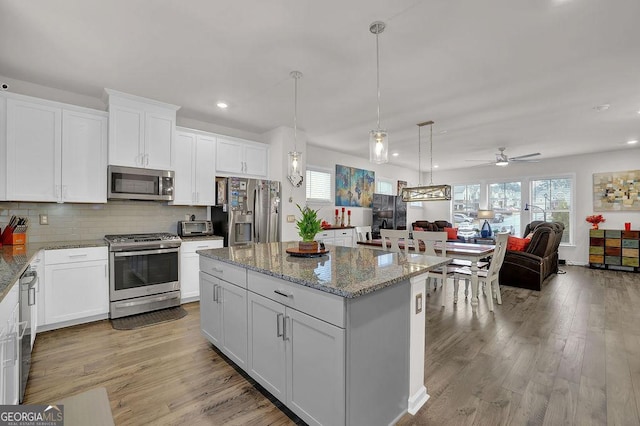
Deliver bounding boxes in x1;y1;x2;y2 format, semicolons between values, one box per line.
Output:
586;214;605;229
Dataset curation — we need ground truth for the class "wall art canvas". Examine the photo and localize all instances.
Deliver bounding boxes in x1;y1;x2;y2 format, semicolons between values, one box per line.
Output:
593;169;640;211
335;164;375;207
397;180;407;196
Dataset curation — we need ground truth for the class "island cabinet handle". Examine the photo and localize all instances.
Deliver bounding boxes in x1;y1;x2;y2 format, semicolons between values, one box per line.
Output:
274;289;292;298
212;284;218;302
211;267;224;274
276;313;283;338
283;316;290;341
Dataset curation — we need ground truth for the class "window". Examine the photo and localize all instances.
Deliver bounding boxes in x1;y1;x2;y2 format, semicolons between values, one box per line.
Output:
305;168;332;203
489;181;522;236
531;177;573;244
376;178;394;195
453;184;480;238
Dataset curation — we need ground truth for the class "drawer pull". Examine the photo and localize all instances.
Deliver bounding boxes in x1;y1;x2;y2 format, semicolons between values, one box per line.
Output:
68;254;88;258
210;267;224;274
274;289;292;298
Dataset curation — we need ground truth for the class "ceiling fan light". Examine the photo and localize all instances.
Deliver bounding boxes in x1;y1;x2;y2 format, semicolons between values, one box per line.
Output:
496;160;509;166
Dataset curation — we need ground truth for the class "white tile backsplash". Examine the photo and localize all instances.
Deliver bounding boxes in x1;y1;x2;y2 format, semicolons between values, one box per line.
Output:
0;201;207;243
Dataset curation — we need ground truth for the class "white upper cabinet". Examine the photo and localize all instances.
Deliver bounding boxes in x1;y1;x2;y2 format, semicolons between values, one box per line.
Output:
106;89;179;170
171;128;216;206
4;94;107;203
61;110;108;203
216;136;268;178
6;98;61;202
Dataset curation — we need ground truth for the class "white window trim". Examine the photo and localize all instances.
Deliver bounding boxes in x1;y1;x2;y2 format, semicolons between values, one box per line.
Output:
305;165;333;204
376;176;395;195
529;173;575;246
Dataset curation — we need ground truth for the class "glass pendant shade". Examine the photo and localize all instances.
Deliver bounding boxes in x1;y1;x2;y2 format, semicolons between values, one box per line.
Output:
369;129;388;164
287;150;303;187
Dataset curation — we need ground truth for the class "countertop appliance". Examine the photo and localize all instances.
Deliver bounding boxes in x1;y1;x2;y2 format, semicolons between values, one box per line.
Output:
372;193;407;239
104;233;181;319
108;165;175;201
210;177;281;246
19;266;37;403
178;220;213;237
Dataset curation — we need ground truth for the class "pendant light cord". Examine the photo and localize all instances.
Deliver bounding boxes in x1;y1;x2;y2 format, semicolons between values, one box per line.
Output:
418;125;422;185
290;71;302;152
429;122;434;185
376;31;381;129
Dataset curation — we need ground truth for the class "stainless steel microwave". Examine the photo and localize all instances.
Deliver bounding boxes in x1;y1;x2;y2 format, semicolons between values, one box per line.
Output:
108;165;174;201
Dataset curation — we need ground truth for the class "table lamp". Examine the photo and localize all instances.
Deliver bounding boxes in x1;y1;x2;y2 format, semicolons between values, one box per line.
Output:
477;210;495;238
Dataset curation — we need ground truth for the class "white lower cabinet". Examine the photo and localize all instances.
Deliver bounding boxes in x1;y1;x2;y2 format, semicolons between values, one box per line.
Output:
247;291;345;426
199;257;248;369
315;228;355;247
43;247;109;327
180;239;223;302
0;283;19;405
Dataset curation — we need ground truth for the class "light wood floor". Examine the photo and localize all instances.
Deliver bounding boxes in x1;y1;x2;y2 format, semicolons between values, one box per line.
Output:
24;266;640;425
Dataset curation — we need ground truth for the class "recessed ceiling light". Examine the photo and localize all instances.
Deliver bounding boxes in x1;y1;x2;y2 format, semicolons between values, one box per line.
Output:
637;110;640;115
628;140;638;145
434;164;439;168
593;104;610;112
216;102;228;109
392;152;399;157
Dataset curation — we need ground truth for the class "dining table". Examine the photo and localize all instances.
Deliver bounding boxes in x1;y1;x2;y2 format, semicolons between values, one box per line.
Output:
357;239;495;310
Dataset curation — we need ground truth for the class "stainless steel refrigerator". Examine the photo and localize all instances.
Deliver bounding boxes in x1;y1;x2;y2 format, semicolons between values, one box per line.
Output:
371;193;407;238
210;177;281;246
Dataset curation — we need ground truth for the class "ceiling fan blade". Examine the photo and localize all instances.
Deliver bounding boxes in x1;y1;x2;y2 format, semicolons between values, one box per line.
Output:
509;152;540;160
510;159;539;163
464;159;495;162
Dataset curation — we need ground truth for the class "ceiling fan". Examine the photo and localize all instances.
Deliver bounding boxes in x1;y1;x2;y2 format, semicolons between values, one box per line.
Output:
466;147;541;167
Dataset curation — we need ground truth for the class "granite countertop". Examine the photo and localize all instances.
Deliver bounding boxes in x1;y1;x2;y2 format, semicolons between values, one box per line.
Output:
0;239;107;302
197;241;450;298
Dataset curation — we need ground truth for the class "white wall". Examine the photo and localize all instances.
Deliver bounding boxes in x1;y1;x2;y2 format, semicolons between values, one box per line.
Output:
434;148;640;265
264;126;308;242
304;145;450;231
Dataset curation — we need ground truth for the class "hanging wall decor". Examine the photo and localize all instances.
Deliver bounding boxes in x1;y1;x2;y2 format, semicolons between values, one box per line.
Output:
335;164;375;207
593;169;640;211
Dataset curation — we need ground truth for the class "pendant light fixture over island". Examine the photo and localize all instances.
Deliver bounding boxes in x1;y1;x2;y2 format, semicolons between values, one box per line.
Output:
369;21;389;164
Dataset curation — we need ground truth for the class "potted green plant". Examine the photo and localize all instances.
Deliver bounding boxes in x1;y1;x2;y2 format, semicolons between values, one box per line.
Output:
295;204;323;251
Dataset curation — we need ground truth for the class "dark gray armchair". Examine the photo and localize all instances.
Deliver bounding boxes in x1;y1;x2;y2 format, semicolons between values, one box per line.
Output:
499;223;559;291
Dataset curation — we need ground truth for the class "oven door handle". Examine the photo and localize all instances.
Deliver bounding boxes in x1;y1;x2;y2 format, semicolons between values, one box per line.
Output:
113;248;180;257
114;293;179;308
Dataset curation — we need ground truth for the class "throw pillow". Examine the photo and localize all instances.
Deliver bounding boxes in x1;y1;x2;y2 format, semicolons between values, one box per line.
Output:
444;227;458;240
413;226;425;231
507;235;531;251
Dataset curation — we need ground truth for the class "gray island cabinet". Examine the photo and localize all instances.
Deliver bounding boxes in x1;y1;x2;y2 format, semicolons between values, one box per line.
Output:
198;242;449;426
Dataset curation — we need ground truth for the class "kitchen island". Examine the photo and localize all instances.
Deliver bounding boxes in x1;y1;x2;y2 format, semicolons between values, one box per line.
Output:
198;242;450;426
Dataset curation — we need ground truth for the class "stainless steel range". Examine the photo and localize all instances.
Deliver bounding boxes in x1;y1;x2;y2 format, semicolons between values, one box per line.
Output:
105;233;181;319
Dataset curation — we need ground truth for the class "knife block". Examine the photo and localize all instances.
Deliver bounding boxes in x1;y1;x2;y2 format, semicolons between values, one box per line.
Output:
1;227;26;245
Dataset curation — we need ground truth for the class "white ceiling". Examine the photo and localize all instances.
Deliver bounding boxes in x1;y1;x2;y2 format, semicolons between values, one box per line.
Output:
1;0;639;171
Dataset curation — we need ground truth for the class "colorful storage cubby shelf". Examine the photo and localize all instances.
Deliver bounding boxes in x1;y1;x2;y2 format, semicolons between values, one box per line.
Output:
589;229;640;272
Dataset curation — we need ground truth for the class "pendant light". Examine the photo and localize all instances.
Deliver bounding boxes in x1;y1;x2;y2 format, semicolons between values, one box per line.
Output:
369;21;388;164
401;120;452;201
288;71;304;187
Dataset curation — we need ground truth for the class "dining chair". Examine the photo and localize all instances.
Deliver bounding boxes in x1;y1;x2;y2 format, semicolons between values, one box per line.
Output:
452;232;509;312
412;231;454;306
380;229;411;253
355;226;373;242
